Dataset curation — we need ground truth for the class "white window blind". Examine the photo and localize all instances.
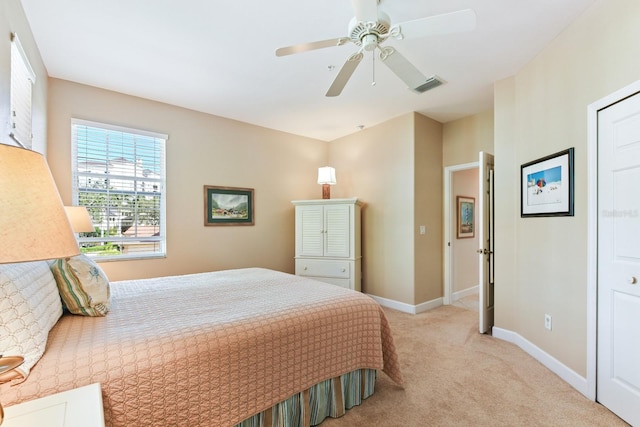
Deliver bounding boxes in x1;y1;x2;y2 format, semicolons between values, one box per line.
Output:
71;119;167;260
10;33;36;149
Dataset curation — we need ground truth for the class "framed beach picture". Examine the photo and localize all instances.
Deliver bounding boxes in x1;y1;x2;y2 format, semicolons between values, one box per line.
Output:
457;196;475;239
520;148;574;217
204;185;254;226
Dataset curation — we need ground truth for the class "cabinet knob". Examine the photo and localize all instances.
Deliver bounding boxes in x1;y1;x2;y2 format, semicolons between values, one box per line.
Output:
303;266;308;271
341;268;346;272
628;276;638;285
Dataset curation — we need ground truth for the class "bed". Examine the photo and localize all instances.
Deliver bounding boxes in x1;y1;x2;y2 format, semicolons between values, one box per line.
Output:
1;263;402;426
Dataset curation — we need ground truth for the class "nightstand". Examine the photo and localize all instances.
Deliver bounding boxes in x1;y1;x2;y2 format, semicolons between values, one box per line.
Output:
2;383;104;427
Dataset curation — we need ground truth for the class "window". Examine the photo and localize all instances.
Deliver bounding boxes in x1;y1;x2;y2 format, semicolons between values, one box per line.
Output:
10;33;36;148
71;119;167;260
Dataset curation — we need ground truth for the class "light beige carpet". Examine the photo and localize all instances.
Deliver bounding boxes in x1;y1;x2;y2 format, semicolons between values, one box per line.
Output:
322;305;627;426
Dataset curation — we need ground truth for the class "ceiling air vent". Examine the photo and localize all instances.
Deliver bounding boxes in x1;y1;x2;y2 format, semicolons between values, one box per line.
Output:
412;75;446;94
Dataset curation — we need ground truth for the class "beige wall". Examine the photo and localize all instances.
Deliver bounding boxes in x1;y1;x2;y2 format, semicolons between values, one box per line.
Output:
0;0;48;153
329;112;443;306
414;113;443;304
329;113;415;304
494;77;518;330
443;109;494;167
494;0;640;376
47;79;328;281
451;168;479;293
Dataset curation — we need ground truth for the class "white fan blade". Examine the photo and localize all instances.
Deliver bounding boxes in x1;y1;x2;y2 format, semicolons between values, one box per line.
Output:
392;9;476;40
378;47;427;90
276;38;349;57
326;52;364;97
351;0;378;23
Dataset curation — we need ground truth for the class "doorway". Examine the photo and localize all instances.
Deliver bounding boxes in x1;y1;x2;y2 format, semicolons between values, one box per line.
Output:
443;162;479;308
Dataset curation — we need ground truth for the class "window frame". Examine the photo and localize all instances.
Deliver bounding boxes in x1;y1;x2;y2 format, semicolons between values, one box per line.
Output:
71;118;168;261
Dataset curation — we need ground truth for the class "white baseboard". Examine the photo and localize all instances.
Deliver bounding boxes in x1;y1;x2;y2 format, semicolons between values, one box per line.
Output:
492;327;591;399
415;297;443;314
452;285;478;301
366;294;591;400
366;294;443;314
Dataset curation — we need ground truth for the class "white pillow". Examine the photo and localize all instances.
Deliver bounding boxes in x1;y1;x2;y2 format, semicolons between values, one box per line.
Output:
0;261;63;382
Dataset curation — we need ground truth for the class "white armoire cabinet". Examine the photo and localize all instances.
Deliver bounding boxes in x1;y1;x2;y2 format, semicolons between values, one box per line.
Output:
292;198;363;291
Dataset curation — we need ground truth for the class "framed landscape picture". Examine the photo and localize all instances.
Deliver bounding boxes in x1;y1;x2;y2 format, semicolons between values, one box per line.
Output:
457;196;475;239
520;148;574;217
204;185;254;226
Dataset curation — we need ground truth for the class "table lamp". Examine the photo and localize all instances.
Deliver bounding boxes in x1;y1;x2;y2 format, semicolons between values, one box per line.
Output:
64;206;95;233
317;166;336;199
0;143;79;424
0;356;24;424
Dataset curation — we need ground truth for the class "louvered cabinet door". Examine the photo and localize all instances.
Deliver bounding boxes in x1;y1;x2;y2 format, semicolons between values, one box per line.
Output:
323;204;350;258
296;205;324;257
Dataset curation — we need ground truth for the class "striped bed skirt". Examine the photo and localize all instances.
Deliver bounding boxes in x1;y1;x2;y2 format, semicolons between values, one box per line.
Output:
236;369;377;427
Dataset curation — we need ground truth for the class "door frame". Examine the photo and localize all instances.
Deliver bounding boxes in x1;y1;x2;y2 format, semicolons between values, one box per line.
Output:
443;161;479;305
586;79;640;401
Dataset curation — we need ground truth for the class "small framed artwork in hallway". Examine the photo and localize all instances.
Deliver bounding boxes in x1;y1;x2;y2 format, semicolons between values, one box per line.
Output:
456;196;475;238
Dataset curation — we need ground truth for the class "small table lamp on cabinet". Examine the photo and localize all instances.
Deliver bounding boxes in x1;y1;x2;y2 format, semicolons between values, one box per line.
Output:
317;166;336;199
0;143;80;425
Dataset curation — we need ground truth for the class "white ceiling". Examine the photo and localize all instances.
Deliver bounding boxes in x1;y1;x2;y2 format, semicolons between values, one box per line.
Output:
21;0;595;142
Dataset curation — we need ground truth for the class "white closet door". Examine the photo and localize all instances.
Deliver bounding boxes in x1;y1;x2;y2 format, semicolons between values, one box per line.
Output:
597;90;640;427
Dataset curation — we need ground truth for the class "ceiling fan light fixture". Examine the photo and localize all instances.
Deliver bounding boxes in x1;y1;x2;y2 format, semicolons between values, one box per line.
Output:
362;34;378;51
412;75;446;94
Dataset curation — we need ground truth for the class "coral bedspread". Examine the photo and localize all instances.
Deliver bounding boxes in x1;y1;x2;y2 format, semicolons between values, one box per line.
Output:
3;268;402;426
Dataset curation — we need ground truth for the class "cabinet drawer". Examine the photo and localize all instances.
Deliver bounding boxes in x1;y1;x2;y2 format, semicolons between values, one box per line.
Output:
313;277;352;289
295;259;350;279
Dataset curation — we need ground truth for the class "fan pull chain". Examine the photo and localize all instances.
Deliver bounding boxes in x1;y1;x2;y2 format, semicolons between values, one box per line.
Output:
372;51;376;86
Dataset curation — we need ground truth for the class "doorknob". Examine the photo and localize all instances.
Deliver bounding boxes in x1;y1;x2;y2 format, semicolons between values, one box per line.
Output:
628;276;638;285
477;249;493;255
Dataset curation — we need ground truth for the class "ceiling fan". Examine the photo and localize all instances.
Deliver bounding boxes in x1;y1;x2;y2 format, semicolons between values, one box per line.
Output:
275;0;476;97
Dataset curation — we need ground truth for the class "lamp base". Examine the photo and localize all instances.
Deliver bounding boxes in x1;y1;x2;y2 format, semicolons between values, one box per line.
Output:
322;184;331;199
0;355;24;426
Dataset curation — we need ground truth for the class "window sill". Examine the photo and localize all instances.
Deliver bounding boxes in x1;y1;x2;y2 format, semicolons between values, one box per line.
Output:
89;253;167;263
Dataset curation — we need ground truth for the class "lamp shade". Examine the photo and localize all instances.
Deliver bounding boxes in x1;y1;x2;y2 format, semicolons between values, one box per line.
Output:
0;144;79;263
64;206;94;233
317;166;336;185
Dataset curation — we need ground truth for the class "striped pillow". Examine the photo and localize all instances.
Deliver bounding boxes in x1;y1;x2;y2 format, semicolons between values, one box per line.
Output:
51;254;110;316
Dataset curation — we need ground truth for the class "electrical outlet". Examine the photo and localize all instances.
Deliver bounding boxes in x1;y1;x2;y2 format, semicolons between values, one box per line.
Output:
419;225;426;235
544;314;552;331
